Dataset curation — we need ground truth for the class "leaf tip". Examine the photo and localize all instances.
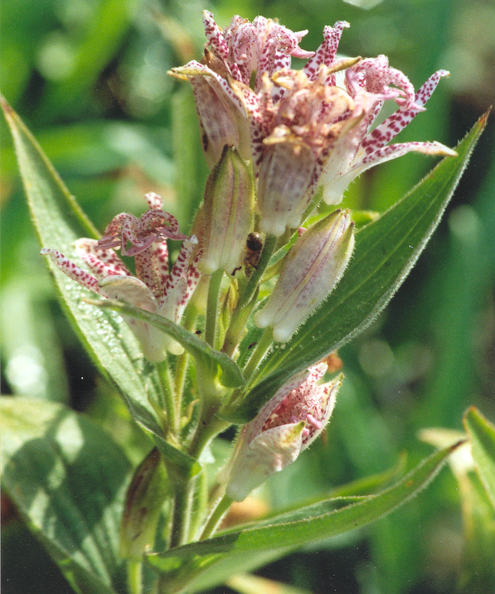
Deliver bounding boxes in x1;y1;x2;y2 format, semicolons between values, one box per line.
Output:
0;93;14;118
449;438;468;454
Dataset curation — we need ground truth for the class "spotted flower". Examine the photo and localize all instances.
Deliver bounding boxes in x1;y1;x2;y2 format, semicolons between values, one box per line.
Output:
41;193;201;360
219;363;340;502
172;13;455;235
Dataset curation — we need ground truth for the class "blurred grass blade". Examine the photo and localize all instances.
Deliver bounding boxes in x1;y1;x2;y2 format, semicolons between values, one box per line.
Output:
97;298;245;388
1;397;131;594
464;406;495;510
147;441;463;593
38;0;132;117
227;111;490;423
1;95;164;436
227;573;314;594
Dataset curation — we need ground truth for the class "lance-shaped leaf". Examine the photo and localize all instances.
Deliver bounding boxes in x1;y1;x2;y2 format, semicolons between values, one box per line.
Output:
147;441;463;593
223;111;489;423
1;396;131;594
0;96;164;436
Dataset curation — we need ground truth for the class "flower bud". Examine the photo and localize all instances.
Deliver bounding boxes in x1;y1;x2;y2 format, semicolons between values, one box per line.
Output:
198;146;254;275
120;448;168;559
220;364;341;501
254;209;354;342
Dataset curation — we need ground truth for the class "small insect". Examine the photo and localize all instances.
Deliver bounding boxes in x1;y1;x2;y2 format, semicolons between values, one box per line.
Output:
244;232;263;270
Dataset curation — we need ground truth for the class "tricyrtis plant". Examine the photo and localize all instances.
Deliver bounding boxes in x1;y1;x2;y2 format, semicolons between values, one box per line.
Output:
1;10;491;594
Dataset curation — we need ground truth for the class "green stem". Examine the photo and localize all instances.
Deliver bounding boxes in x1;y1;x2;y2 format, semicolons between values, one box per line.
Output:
169;479;189;548
222;234;277;356
174;351;189;413
188;407;230;460
205;269;224;348
222;287;258;358
175;307;199;412
199;494;233;541
156;359;178;436
127;560;142;594
237;233;277;310
242;326;274;381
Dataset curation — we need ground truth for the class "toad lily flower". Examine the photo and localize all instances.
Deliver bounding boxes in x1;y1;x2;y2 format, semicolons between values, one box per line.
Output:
172;13;455;234
219;363;341;502
41;193;201;360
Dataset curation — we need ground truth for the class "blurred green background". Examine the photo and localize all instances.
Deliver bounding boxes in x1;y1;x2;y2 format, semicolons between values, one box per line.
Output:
1;0;494;593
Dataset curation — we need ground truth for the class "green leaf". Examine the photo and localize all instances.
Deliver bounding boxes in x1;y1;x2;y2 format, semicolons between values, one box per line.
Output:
147;441;463;593
96;298;245;389
0;396;132;594
0;96;164;437
228;111;489;423
464;406;495;510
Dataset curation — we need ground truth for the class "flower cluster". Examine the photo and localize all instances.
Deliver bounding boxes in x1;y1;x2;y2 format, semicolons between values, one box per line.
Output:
40;11;457;505
172;11;455;238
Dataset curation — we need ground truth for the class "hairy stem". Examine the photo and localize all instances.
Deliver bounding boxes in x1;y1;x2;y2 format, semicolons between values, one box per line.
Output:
199;493;233;541
156;359;178;437
205;269;224;348
242;326;273;381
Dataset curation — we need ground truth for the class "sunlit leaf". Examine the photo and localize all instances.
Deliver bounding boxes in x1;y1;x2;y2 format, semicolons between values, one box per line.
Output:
1;396;131;594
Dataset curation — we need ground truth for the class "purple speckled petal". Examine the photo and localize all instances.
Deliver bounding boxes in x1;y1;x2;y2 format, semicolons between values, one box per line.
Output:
362;70;450;152
41;248;103;295
304;21;349;83
75;238;132;278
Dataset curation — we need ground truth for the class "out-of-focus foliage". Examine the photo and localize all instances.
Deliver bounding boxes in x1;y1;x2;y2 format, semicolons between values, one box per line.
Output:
1;1;494;593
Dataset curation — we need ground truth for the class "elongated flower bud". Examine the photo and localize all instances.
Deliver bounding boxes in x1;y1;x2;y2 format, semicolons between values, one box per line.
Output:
120;448;168;559
254;209;354;342
198;146;254;275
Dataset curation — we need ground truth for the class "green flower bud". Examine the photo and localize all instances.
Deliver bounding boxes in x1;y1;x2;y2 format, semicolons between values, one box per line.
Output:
120;448;168;560
198;146;254;275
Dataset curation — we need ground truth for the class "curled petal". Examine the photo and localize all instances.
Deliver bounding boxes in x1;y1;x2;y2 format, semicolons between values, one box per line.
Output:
159;236;202;355
145;191;164;210
303;21;350;82
75;239;132;278
323;140;457;206
361;70;450;152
